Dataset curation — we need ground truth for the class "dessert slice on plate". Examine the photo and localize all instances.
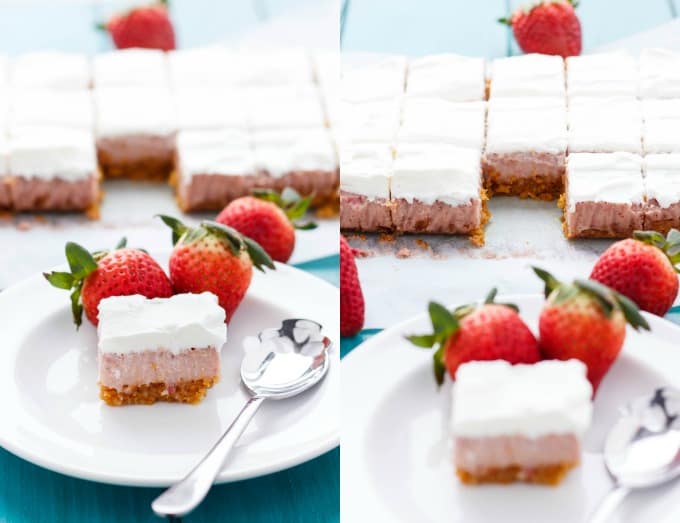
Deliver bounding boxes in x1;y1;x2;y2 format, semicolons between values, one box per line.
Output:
561;152;645;238
97;292;227;406
483;97;567;200
340;143;393;232
452;359;593;485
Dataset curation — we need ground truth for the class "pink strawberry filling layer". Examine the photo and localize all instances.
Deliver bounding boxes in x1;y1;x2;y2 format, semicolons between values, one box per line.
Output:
454;433;580;474
10;175;99;211
566;201;644;238
340;191;393;231
392;197;482;234
99;347;220;390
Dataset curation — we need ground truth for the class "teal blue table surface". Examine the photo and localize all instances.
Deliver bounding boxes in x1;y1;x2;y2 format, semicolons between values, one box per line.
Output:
0;255;339;523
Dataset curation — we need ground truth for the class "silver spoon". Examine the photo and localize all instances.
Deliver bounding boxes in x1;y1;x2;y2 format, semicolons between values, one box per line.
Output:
151;318;332;518
590;387;680;523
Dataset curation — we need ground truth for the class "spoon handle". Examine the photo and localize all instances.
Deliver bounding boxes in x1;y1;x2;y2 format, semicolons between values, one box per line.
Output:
588;486;630;523
151;395;266;518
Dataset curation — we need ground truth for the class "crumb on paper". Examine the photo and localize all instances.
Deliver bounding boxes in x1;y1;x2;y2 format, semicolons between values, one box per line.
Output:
352;248;373;258
379;234;395;243
16;220;32;231
396;247;411;259
34;215;48;224
415;239;430;250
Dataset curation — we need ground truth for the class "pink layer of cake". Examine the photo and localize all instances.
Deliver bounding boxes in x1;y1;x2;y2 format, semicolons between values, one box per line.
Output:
482;152;565;200
99;347;220;392
391;197;483;234
9;175;100;212
96;134;176;180
565;201;644;238
455;434;580;482
643;199;680;233
339;191;393;231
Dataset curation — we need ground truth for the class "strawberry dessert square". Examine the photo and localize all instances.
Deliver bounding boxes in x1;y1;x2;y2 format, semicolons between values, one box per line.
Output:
174;128;257;212
639;48;680;99
397;98;486;150
566;52;638;99
247;84;326;130
252;127;338;206
93;49;168;87
340;98;403;148
452;360;592;485
562;152;645;239
97;292;226;406
483;97;567;200
643;154;680;233
174;87;248;131
642;99;680;154
391;144;487;243
405;53;486;102
231;48;315;87
6;126;100;214
167;46;236;88
10;51;90;90
340;144;393;232
94;87;177;180
489;54;565;99
568;97;642;154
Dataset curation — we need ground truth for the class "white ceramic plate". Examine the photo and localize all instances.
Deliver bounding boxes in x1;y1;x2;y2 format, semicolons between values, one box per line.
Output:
0;259;339;487
342;294;680;523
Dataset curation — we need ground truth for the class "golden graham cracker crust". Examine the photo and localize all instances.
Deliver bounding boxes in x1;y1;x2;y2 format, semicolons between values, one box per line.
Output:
484;167;563;201
456;460;578;486
100;377;218;406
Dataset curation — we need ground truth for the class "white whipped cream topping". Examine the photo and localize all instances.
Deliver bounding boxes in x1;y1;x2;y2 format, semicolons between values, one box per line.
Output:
566;52;638;98
485;97;567;154
640;48;680;99
94;87;176;137
93;49;168;87
342;56;407;102
10;89;93;129
392;144;481;206
452;360;593;439
0;55;8;87
642;99;680;153
644;154;680;208
312;49;339;89
406;54;486;102
253;128;337;177
490;54;565;98
398;98;486;149
11;51;90;90
231;48;314;86
248;87;326;130
340;97;403;145
97;293;227;355
568;96;642;153
340;143;392;200
174;87;248;130
8;126;96;180
167;46;238;87
177;129;255;180
567;152;644;210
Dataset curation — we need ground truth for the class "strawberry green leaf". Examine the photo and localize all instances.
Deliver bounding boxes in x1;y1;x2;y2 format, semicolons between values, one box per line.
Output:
405;334;436;348
484;287;498;304
43;271;75;290
613;292;651;332
575;278;615;318
281;187;302;206
70;284;84;329
252;188;283;207
65;242;98;280
497;16;511;25
243;236;276;272
295;221;318;231
157;215;189;245
433;345;446;386
115;237;127;250
201;221;242;255
532;266;562;298
286;196;313;221
428;301;459;335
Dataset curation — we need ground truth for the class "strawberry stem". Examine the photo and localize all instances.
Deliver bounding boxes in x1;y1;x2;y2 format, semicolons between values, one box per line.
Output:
634;229;680;272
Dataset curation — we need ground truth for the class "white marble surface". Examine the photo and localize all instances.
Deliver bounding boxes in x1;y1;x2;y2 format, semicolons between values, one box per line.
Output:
0;180;339;289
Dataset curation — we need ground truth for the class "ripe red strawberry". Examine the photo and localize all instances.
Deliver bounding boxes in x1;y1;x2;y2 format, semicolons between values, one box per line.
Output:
159;216;274;322
216;188;317;264
534;267;649;391
44;238;173;327
102;1;175;51
407;289;540;384
590;230;680;316
340;235;364;337
499;0;582;58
